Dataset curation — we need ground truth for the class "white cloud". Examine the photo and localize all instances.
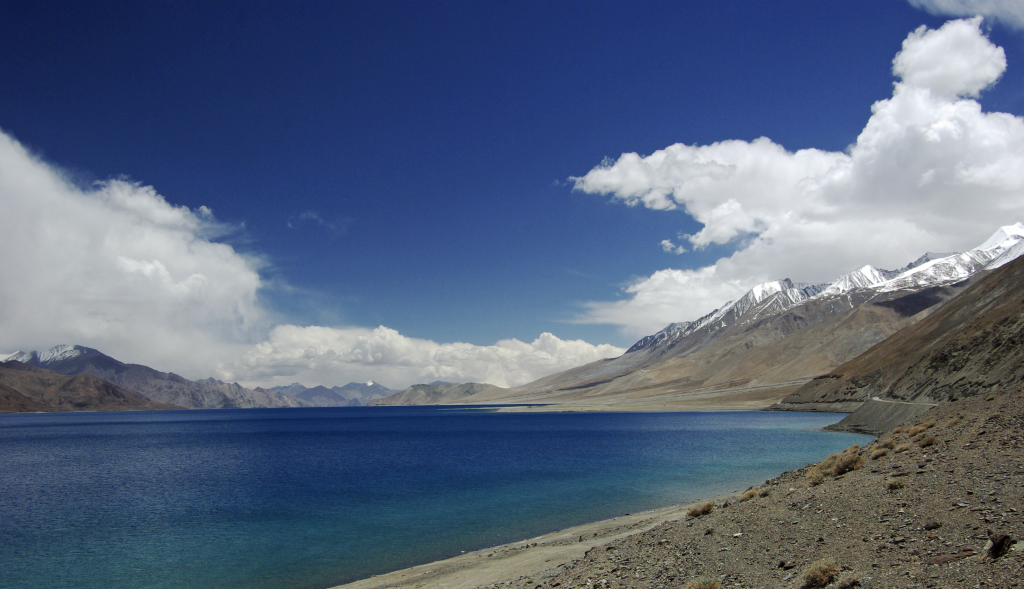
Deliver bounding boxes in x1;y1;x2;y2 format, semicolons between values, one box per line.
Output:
219;325;626;389
908;0;1024;30
0;130;265;375
660;239;686;254
574;18;1024;337
0;128;624;387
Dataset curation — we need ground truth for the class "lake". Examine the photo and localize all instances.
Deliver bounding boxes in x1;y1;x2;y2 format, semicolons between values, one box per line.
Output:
0;407;871;589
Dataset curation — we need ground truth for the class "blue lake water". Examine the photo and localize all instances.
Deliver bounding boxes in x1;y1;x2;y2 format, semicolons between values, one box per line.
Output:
0;407;871;589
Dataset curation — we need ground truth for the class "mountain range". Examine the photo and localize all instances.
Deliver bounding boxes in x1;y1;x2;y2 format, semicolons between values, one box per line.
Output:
376;223;1024;410
258;381;395;406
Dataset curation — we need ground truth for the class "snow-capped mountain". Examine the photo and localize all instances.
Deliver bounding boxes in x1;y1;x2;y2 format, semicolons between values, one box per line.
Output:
6;344;85;365
628;223;1024;354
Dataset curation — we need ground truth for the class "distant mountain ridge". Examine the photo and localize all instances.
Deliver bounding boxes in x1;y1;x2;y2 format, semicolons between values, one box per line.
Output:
263;380;394;406
0;360;174;413
434;223;1024;409
4;346;304;409
371;382;498;406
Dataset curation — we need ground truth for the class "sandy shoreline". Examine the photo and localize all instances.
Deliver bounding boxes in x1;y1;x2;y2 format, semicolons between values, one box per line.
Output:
330;491;742;589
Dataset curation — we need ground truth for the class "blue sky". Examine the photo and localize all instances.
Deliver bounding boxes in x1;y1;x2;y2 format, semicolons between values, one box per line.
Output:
2;1;1024;388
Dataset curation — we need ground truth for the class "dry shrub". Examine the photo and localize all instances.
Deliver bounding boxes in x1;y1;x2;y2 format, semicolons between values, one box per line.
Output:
879;438;895;449
687;502;714;518
871;448;888;460
887;479;904;491
906;422;936;437
806;468;824;486
894;443;911;453
892;427;903;434
835;573;860;588
741;488;759;502
832;453;865;476
917;435;936;448
801;558;839;588
683;576;720;589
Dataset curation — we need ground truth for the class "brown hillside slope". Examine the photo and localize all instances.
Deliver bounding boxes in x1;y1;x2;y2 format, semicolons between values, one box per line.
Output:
0;361;177;412
458;283;972;410
775;255;1024;433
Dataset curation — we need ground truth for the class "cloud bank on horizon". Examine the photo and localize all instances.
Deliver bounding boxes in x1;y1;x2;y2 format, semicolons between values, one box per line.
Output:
573;17;1024;337
0;134;624;388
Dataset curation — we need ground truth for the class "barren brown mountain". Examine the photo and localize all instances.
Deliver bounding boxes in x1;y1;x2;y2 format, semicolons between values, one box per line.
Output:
774;254;1024;433
0;361;176;412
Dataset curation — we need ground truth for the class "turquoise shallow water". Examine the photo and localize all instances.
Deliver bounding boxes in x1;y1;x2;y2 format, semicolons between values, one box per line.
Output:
0;407;871;589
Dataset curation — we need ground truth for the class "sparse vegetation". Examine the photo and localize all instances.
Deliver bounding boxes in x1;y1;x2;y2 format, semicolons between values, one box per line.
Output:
892;427;903;434
806;468;824;486
879;438;895;449
801;558;839;588
894;443;911;453
887;479;905;491
917;435;936;448
871;448;888;460
907;422;935;437
832;452;865;476
687;502;714;518
683;576;720;589
758;487;770;498
741;488;759;502
835;573;861;588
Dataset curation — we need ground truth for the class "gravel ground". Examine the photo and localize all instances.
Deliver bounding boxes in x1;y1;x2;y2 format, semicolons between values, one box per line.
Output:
493;385;1024;589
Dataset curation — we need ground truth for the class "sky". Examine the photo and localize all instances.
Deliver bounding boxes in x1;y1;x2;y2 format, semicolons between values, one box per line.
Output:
2;1;1024;389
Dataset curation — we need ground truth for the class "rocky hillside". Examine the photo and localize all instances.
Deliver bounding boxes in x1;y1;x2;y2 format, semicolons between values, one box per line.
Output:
773;252;1024;434
6;345;304;409
0;361;176;412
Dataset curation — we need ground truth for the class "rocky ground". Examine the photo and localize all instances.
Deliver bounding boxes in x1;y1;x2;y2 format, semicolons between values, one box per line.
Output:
529;385;1024;589
341;384;1024;589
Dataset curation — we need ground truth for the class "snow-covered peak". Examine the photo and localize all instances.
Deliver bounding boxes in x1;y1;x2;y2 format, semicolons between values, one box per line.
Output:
39;344;84;363
366;380;375;386
817;265;890;297
975;222;1024;252
4;345;86;365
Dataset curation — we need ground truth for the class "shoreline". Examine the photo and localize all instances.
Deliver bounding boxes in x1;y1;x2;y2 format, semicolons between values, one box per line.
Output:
329;491;743;589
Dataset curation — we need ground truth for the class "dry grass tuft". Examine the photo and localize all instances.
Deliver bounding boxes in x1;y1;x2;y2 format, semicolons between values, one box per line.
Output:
917;435;936;448
832;452;865;476
892;427;903;434
894;443;911;453
687;502;714;518
683;576;720;589
871;448;888;460
835;573;860;588
741;488;759;502
801;558;839;588
806;468;824;486
879;438;895;449
906;422;936;437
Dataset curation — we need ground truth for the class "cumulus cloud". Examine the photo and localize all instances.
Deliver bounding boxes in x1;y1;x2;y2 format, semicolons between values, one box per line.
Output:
574;18;1024;337
218;325;626;389
908;0;1024;30
660;239;687;254
0;130;265;375
0;129;624;387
